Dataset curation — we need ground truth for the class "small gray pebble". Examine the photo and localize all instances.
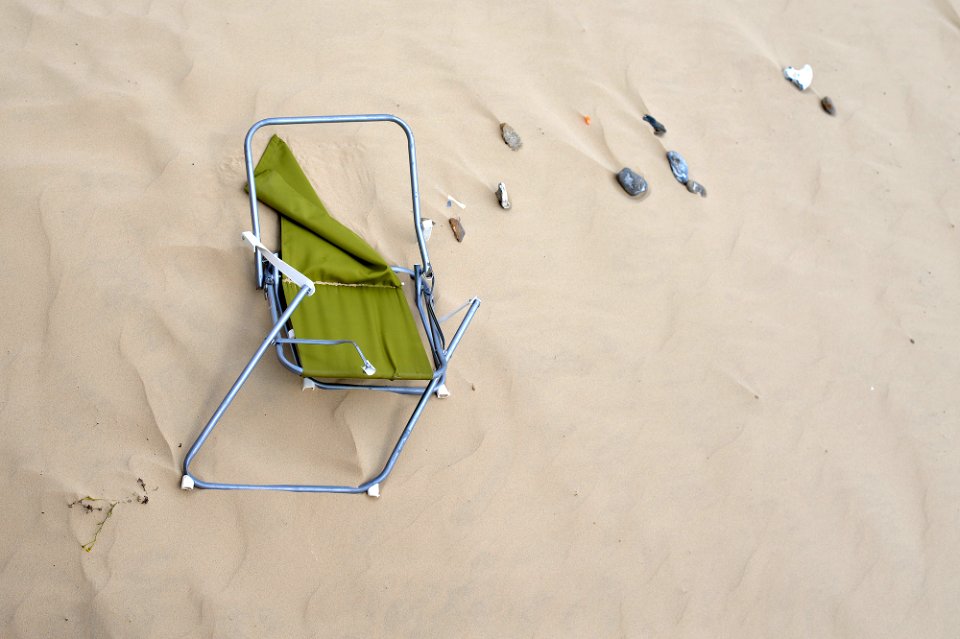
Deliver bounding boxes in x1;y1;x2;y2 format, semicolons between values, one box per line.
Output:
686;180;707;198
617;167;649;198
666;151;689;184
500;122;522;151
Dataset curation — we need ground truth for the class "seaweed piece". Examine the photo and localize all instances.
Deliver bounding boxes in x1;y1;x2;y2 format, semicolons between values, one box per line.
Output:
68;497;119;553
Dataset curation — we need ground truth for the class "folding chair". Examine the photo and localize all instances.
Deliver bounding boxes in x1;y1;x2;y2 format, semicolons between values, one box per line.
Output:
181;115;481;496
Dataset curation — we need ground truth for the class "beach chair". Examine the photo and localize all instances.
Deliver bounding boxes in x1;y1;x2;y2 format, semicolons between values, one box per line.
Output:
181;115;481;496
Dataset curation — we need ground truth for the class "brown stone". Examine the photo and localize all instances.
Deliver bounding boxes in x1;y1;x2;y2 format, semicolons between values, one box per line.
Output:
449;217;466;242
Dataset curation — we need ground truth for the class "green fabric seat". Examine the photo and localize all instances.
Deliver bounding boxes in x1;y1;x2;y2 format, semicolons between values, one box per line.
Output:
251;135;434;380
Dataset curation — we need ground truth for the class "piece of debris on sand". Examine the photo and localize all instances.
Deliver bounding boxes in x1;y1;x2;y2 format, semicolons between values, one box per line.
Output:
496;182;511;209
616;167;649;198
500;123;522;151
449;217;466;242
821;96;836;116
642;114;666;136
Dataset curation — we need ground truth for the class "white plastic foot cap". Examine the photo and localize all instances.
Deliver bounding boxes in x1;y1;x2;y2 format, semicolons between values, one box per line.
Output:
302;378;317;391
362;363;376;376
180;475;195;490
436;383;450;399
366;484;380;498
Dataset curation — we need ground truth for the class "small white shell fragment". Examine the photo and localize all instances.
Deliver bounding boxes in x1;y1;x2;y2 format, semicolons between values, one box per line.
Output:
420;218;434;241
783;64;813;91
434;186;466;209
496;182;511;209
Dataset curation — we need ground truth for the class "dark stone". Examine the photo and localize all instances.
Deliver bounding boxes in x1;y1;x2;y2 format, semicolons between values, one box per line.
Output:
666;151;689;184
642;114;666;136
821;96;836;116
500;123;522;150
617;167;649;198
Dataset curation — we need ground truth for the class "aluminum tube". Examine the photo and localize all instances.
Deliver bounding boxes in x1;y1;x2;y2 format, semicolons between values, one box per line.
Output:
359;377;442;490
444;298;482;359
183;285;312;473
242;114;431;289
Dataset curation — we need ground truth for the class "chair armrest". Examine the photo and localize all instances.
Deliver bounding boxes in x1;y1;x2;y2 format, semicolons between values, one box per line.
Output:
276;337;376;376
241;232;315;295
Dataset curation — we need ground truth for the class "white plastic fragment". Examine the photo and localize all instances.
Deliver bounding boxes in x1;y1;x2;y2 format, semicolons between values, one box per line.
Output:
436;383;450;399
435;186;466;209
180;475;195;490
362;362;376;376
496;182;511;209
783;64;813;91
302;378;318;391
366;483;380;498
421;219;435;241
241;231;316;294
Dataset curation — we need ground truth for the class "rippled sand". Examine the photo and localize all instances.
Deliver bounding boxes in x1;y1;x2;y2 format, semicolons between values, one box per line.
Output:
1;1;959;636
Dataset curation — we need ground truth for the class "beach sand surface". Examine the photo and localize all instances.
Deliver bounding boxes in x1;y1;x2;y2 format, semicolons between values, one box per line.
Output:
1;0;959;636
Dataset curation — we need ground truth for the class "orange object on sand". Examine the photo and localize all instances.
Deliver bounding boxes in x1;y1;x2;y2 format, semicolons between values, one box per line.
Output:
583;115;592;125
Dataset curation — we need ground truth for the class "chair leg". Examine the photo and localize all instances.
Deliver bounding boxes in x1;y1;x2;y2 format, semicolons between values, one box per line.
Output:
180;291;482;495
182;366;441;495
431;296;482;400
181;286;312;489
357;375;442;496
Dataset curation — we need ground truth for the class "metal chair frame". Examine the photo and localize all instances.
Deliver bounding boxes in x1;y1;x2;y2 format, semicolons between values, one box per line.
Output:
181;115;481;496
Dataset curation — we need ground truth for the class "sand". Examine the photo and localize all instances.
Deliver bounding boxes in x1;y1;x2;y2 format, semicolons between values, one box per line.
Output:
2;0;959;636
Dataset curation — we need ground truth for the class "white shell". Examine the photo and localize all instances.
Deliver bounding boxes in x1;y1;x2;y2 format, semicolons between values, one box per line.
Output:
420;219;434;241
783;64;813;91
496;182;511;209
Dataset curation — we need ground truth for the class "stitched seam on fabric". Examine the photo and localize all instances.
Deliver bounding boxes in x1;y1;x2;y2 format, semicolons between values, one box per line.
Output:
283;277;397;289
